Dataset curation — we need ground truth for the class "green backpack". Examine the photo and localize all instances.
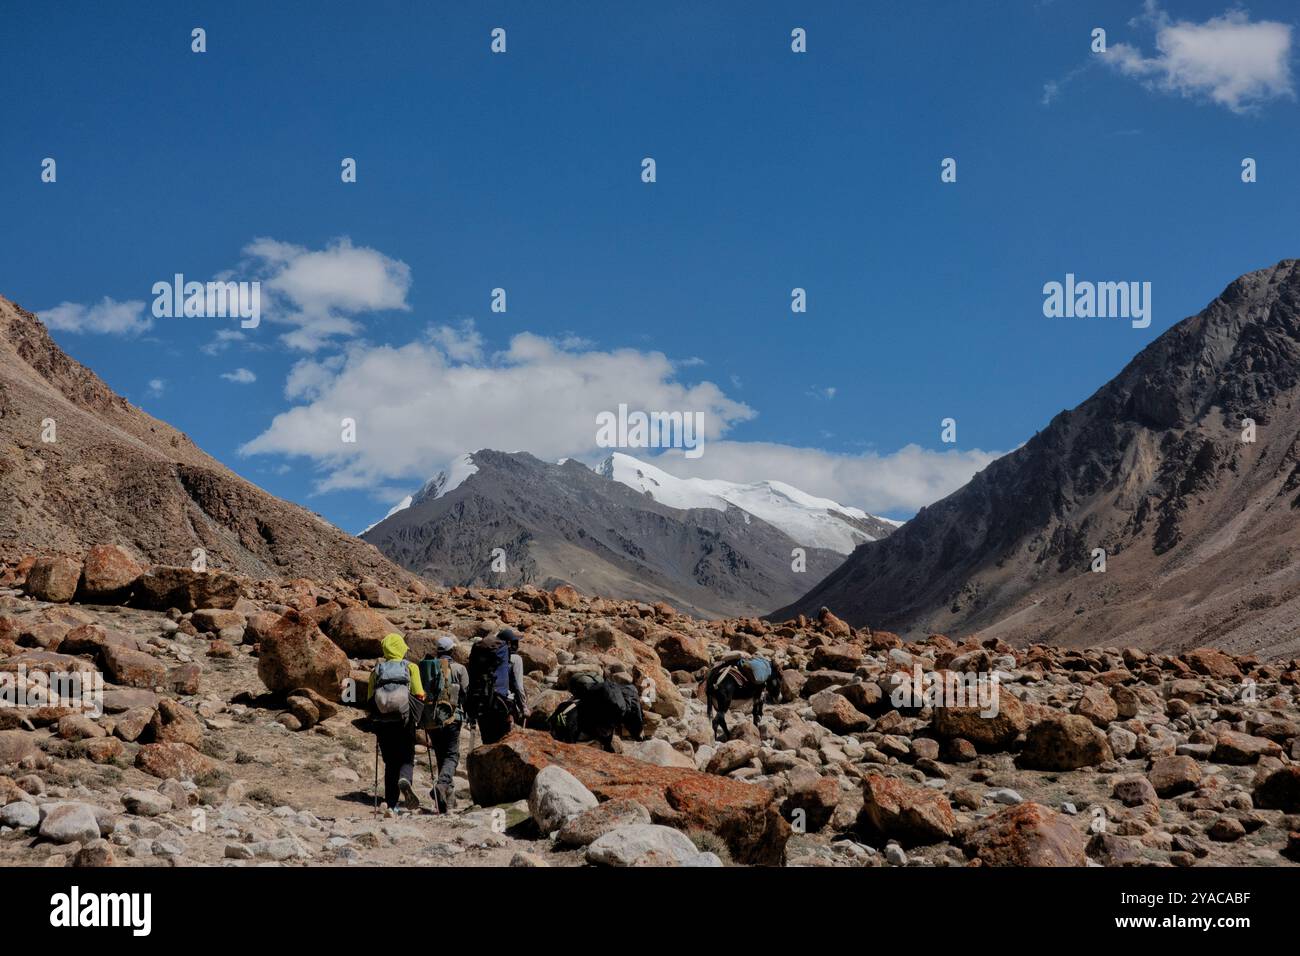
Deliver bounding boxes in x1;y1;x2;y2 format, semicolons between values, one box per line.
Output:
419;656;460;729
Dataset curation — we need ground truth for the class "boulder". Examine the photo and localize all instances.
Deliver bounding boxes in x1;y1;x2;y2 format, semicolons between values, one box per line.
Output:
191;608;245;633
557;798;652;847
1212;731;1282;765
1252;765;1300;812
528;765;598;833
1112;775;1159;807
857;773;956;847
255;610;350;700
135;742;218;780
586;824;713;867
1182;647;1243;681
809;690;871;734
653;631;711;672
705;739;757;775
134;566;241;612
77;545;142;603
811;643;863;672
467;729;789;865
1074;685;1118;728
100;643;167;689
962;802;1088;866
1147;755;1201;797
0;730;41;768
930;691;1027;750
781;767;840;832
149;699;204;748
1019;714;1113;770
38;802;102;844
24;557;82;603
323;606;391;658
620;738;696;769
360;583;401;609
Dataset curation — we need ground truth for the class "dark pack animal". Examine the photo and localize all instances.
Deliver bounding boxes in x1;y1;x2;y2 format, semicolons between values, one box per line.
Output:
550;676;643;751
705;657;782;741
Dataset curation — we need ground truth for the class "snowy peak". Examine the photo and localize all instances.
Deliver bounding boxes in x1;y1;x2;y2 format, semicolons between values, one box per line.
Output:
359;453;480;534
596;452;896;554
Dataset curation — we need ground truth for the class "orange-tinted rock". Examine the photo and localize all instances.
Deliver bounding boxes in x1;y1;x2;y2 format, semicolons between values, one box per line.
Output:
466;729;789;865
256;609;350;700
1182;647;1243;681
857;773;956;846
135;742;217;780
323;605;391;658
134;566;241;612
962;802;1088;866
77;545;142;603
24;556;82;603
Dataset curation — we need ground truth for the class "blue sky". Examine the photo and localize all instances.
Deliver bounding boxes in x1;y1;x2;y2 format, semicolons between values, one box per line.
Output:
3;0;1297;532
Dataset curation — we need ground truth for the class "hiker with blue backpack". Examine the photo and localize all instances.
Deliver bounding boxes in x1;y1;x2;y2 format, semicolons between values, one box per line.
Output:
367;632;425;812
416;635;469;813
466;627;530;745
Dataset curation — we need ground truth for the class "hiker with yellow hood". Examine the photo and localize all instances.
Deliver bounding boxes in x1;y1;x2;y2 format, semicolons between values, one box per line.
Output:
367;633;424;812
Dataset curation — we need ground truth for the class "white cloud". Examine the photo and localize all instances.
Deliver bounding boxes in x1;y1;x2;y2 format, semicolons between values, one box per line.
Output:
221;368;257;384
240;320;1002;514
241;237;412;351
644;441;1003;516
147;379;166;397
201;329;247;355
39;297;151;336
240;324;756;493
1105;4;1294;112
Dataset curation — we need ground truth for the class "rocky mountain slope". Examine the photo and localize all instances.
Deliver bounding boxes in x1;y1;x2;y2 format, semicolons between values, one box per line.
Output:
360;450;864;619
0;295;411;586
2;551;1297;868
776;260;1300;660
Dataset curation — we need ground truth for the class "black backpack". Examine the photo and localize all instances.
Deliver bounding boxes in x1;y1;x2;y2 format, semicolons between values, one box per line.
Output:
466;636;510;720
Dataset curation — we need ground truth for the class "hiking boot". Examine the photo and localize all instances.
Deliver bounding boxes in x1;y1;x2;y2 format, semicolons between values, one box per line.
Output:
398;778;421;811
432;783;451;813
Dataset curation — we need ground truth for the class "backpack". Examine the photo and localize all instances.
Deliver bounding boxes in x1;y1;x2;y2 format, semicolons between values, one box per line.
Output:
372;659;412;723
466;636;511;719
419;656;461;729
744;657;773;685
548;699;583;743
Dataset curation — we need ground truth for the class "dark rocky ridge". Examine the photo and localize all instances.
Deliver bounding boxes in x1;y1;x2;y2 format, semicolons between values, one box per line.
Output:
775;260;1300;660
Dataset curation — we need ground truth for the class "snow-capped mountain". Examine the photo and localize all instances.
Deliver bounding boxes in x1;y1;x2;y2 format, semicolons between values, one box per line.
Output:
359;454;479;534
358;450;899;618
597;452;898;554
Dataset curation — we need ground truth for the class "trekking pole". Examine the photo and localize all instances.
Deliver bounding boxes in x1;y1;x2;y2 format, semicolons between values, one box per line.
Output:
423;731;436;808
373;735;379;813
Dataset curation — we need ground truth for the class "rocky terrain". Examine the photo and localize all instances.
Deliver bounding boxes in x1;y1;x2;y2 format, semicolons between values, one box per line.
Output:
0;295;412;586
777;260;1300;660
361;449;859;619
2;547;1298;868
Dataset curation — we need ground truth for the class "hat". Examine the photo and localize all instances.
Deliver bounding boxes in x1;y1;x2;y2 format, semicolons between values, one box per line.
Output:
436;636;455;653
499;627;522;645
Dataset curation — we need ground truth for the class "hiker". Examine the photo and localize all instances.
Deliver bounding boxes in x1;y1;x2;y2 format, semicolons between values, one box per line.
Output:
466;627;530;745
417;636;469;813
705;654;782;741
367;632;425;812
548;672;643;751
